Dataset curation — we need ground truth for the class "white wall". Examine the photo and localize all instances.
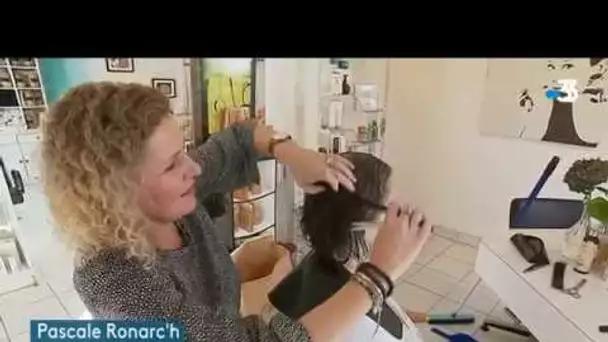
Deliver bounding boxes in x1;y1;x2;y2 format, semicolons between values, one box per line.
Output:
348;59;388;105
264;59;298;136
383;59;608;238
68;58;191;114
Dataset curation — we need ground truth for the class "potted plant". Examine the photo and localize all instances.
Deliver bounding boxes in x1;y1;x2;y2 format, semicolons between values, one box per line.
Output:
562;158;608;264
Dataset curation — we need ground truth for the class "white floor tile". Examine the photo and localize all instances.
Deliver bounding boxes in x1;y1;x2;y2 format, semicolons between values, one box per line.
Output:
34;256;75;295
0;320;6;340
446;271;481;302
413;249;442;266
413;234;454;266
0;282;53;306
431;297;479;315
41;272;75;295
473;327;537;342
392;282;442;312
426;255;473;280
463;281;500;314
443;244;478;265
406;267;460;296
425;235;454;254
0;296;68;337
397;264;423;284
10;332;29;342
58;290;86;318
432;225;461;241
457;232;481;247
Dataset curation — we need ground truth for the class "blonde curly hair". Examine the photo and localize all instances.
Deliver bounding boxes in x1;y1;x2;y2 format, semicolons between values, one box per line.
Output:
41;81;171;264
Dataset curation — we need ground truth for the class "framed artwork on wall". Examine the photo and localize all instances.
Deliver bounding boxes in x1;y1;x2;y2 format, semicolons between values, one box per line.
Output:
152;78;176;98
105;58;135;73
479;58;608;148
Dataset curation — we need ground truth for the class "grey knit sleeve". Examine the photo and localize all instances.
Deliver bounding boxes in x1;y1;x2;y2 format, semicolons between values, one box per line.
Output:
74;255;312;342
192;121;262;198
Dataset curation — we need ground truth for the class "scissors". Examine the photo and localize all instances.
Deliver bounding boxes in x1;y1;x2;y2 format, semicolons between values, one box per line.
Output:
562;278;587;299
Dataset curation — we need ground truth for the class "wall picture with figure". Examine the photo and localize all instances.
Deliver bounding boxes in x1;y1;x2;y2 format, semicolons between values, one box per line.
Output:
479;58;608;148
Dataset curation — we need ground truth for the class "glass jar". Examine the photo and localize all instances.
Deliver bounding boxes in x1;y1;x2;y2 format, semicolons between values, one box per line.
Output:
562;209;589;261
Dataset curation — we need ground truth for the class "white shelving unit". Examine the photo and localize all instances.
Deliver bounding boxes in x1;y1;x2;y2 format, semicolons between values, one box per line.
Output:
233;159;277;240
231;59;278;246
0;58;44;296
317;59;386;158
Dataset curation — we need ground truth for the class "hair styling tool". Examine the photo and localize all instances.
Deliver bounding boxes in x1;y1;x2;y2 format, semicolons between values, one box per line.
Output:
514;156;560;226
551;261;566;290
427;313;476;325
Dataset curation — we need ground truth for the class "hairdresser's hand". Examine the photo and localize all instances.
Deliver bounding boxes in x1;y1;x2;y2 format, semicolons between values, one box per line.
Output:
369;202;432;281
274;142;356;194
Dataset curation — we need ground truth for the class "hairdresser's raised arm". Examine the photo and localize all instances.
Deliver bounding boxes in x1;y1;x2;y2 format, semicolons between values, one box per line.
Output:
192;121;355;198
191;121;262;197
252;124;356;194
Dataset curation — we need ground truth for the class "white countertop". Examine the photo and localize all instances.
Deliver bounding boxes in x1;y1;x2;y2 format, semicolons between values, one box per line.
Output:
477;232;608;342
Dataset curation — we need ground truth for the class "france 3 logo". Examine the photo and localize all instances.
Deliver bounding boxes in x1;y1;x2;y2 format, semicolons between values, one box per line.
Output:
545;79;579;103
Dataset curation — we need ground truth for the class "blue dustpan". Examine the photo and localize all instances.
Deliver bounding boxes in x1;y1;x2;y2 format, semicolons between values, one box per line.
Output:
430;326;478;342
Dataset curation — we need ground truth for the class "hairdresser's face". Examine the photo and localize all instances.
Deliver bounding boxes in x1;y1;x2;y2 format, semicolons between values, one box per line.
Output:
138;117;201;222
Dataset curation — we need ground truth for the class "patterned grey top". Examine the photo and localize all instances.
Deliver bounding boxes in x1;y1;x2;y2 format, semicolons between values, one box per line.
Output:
73;122;312;342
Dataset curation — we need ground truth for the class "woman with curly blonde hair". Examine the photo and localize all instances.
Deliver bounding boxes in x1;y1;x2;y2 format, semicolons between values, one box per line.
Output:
40;81;431;342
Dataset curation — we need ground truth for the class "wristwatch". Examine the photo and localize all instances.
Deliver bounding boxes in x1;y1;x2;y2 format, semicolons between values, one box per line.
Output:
268;133;292;157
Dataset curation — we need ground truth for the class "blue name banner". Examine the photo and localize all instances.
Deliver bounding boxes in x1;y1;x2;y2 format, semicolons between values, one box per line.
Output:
31;320;184;342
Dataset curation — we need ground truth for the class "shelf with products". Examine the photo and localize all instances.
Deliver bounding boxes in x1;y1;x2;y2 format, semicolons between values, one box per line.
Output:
0;58;48;133
234;191;276;240
317;59;386;157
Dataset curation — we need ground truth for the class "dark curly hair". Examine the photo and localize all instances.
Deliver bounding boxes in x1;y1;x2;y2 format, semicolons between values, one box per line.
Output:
300;152;392;265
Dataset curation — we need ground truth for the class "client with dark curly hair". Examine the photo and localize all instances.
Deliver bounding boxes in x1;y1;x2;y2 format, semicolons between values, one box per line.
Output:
269;152;427;342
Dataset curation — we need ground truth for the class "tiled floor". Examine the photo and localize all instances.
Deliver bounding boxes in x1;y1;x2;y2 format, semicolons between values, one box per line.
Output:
0;189;536;341
392;231;537;342
0;189;85;342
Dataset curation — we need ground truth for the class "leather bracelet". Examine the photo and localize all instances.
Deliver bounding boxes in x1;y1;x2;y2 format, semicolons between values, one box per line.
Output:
361;262;394;294
357;262;394;298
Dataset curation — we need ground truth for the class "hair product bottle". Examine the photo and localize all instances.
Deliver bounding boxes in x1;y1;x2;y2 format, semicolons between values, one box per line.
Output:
575;230;600;274
341;74;351;95
370;120;378;141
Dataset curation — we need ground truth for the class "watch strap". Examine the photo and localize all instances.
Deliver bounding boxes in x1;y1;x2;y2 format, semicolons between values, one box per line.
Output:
268;135;292;157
